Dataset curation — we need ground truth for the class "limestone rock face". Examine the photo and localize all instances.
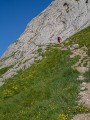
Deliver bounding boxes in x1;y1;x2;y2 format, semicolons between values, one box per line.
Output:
0;0;90;80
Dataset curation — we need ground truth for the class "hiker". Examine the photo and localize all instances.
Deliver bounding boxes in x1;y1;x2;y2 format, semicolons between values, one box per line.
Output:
58;37;62;44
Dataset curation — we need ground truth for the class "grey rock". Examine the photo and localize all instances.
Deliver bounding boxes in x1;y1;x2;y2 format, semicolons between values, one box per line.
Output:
72;44;79;49
82;82;87;86
77;75;85;81
3;71;17;80
80;87;86;91
0;82;4;87
0;78;3;81
70;44;79;50
0;0;90;81
35;56;43;61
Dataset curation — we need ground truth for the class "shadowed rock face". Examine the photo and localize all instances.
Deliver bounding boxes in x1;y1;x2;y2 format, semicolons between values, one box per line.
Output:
0;0;90;80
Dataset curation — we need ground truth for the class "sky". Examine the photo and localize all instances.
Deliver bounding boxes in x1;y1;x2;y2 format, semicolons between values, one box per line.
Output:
0;0;52;57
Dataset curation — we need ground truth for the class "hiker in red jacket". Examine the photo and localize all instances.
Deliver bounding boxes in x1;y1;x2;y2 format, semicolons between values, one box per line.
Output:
58;37;62;44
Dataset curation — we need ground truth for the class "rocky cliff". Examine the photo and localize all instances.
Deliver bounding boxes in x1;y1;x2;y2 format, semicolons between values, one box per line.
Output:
0;0;90;80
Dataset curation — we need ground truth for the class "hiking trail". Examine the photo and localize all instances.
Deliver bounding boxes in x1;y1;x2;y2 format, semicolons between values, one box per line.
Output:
69;45;90;120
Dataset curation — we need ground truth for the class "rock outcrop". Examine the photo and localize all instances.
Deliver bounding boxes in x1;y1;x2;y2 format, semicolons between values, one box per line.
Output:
0;0;90;80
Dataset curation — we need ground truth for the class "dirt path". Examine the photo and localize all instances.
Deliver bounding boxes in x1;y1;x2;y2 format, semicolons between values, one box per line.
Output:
73;113;90;120
69;45;90;120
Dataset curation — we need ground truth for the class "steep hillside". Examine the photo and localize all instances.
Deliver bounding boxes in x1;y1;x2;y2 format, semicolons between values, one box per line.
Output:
0;0;90;81
0;26;89;120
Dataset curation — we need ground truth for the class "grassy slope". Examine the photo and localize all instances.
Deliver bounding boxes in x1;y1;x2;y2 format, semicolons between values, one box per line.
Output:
65;26;90;53
0;26;89;120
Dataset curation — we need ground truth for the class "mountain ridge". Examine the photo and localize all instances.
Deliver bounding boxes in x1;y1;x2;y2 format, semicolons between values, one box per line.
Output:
0;0;90;80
